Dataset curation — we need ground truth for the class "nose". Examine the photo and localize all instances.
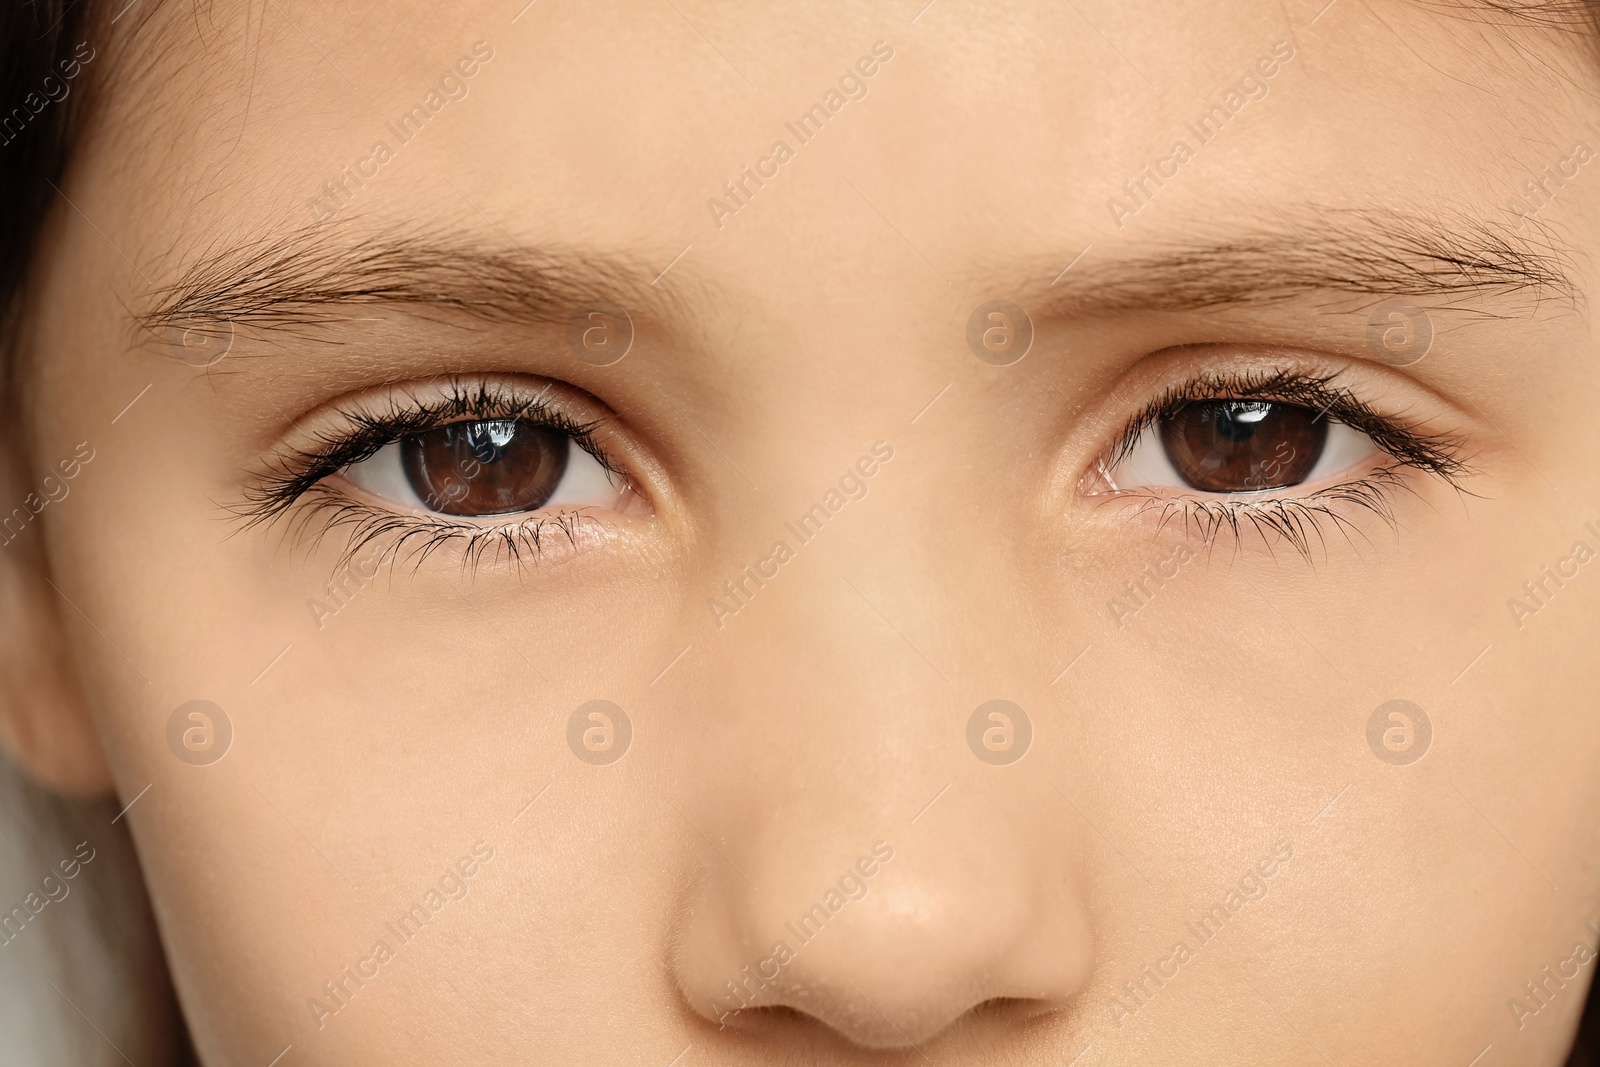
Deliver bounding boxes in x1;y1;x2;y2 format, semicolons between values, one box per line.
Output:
671;786;1094;1049
667;454;1096;1049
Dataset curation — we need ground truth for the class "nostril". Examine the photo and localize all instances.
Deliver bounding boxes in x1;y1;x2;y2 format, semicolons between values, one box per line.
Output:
710;991;1067;1050
966;996;1070;1031
708;1004;854;1047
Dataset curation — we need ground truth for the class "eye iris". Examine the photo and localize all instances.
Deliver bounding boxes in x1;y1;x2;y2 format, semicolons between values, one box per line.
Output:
400;419;570;516
1158;401;1327;492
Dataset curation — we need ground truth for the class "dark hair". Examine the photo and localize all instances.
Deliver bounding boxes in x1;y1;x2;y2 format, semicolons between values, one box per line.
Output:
0;2;1597;1063
0;0;95;356
1576;990;1600;1065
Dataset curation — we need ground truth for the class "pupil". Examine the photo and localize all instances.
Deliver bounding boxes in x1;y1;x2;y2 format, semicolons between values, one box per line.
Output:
1211;402;1269;441
1159;401;1327;492
400;419;570;516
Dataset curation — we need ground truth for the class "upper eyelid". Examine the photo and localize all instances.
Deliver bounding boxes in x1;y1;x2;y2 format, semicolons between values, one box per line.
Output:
1110;372;1455;446
1106;372;1356;467
236;379;617;529
291;381;608;468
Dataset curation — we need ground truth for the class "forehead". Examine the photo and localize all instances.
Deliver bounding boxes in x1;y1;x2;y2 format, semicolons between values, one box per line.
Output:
79;0;1599;315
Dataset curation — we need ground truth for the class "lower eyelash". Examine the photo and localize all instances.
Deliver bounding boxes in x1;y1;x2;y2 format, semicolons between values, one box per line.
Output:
284;483;604;574
1105;463;1448;562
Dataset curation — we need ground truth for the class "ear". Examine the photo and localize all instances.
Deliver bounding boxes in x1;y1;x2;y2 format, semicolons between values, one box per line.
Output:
0;445;112;795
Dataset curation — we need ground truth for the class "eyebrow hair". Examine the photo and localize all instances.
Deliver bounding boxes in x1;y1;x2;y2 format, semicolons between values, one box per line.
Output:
136;225;682;337
141;204;1578;342
1433;0;1600;34
1022;206;1580;319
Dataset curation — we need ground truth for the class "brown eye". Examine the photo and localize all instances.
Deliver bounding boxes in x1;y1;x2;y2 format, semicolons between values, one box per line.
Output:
1158;401;1327;492
400;419;570;516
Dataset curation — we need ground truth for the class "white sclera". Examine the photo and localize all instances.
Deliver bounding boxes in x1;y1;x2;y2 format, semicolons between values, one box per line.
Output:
343;436;620;515
1109;418;1377;493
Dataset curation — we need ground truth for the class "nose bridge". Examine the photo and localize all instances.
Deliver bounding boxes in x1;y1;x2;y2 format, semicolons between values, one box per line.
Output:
710;434;1028;697
698;457;1010;802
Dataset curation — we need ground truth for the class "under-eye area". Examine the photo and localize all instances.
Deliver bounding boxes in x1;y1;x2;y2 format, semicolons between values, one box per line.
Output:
237;376;652;572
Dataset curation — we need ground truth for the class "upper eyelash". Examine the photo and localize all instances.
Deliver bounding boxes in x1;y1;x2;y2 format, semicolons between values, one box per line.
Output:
238;378;617;531
1104;368;1473;484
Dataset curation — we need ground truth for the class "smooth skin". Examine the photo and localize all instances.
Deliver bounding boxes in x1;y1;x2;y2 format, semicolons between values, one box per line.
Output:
3;0;1600;1063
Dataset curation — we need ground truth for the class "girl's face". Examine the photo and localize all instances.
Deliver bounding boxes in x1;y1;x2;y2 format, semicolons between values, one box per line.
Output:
9;0;1600;1062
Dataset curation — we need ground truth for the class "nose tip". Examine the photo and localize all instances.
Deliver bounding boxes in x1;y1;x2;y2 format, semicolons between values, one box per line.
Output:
674;836;1093;1050
745;885;1083;1048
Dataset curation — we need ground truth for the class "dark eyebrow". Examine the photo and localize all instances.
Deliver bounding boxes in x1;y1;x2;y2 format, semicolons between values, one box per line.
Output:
1019;207;1581;319
137;225;682;335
